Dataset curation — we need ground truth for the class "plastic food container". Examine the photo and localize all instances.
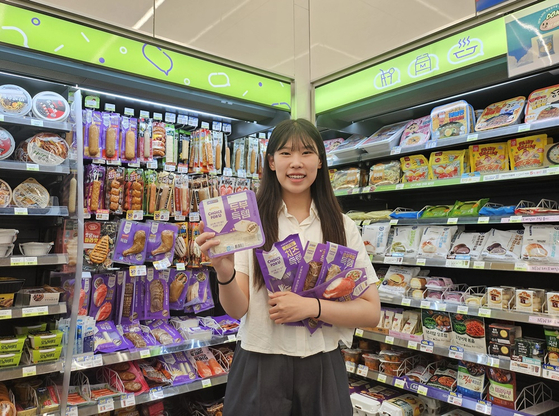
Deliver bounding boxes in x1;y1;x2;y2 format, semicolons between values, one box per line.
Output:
341;348;361;364
0;84;32;116
14;323;48;335
0;351;22;367
0;229;18;244
380;359;403;376
379;350;408;362
399;116;431;148
525;84;559;123
431;100;472;140
351;393;381;416
475;96;525;131
362;353;380;371
27;330;63;349
19;242;53;256
0;180;12;209
329;134;367;160
0;335;25;353
31;91;70;122
0;127;15;160
13;178;50;208
358;121;409;153
0;244;14;258
27;132;69;166
25;345;62;363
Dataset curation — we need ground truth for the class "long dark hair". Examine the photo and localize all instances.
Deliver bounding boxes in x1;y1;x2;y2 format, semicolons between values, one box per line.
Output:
252;118;347;290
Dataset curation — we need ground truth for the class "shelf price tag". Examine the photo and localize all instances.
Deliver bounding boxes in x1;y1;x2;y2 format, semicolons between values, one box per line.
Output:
24;257;37;266
0;310;11;320
449;346;464;360
98;398;114;413
124;107;134;116
377;374;387;383
420;341;434;353
473;261;485;269
140;349;151;359
416;258;426;266
121;393;136;407
467;134;478;142
222;123;232;133
357;364;369;377
176;263;186;271
456;305;469;315
389;219;398;225
447;393;462;406
66;406;78;416
164;164;176;172
510;216;523;223
420;301;431;309
345;361;356;373
394;378;406;389
447;217;458;224
460;175;481;184
0;115;4;122
104;103;116;112
401;298;411;307
476;400;492;415
487;356;500;368
126;210;144;220
154;210;170;221
10;257;25;266
202;379;212;388
395;184;405;190
515;262;529;271
26;163;39;171
390;146;402;155
96;209;109;221
445;259;470;268
478;217;490;223
188;116;199;127
518;124;531;132
189;212;201;222
175;214;186;221
147;161;158;169
417;385;428;396
165;113;176;123
426;140;437;149
22;366;36;377
408;341;418;350
92;354;103;367
478;308;491;318
140;110;150;118
227;334;237;342
149;386;164;400
14;208;28;215
436;303;447;311
22;306;48;317
153;257;171;270
129;265;147;277
384;256;403;265
355;329;364;337
385;336;394;345
201;121;210;129
30;119;43;127
212;121;222;131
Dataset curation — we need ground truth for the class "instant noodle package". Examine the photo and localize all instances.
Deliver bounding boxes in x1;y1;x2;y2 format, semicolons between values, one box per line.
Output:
507;134;550;170
399;116;431;147
475;96;525;131
430;100;473;140
525;84;559;123
469;143;508;173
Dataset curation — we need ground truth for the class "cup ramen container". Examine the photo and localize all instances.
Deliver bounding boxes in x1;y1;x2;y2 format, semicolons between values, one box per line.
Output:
362;353;381;371
0;84;32;116
31;91;70;122
0;229;17;244
0;244;14;258
341;348;361;364
19;242;53;256
0;128;15;160
0;179;11;209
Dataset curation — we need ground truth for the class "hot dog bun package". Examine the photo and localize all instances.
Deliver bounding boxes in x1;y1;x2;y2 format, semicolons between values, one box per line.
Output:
198;190;264;257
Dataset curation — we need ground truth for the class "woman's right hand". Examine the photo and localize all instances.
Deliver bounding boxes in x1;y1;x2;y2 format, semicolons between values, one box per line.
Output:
195;222;235;282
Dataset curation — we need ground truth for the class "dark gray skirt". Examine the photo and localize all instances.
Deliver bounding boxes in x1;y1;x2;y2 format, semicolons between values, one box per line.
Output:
223;345;352;416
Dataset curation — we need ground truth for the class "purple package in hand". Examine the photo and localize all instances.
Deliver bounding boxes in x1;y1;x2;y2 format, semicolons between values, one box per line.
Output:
95;320;128;353
213;314;240;335
120;323;157;349
167;269;189;311
315;242;359;288
89;273;117;322
113;220;150;265
198;190;265;257
144;268;170;320
256;234;303;293
146;221;178;262
147;319;183;345
160;351;199;384
292;241;327;294
119;271;137;325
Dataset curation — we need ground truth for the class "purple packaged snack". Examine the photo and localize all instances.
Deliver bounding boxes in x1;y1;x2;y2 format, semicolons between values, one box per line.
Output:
84;109;104;160
144;269;170;320
292;241;327;294
112;220;150;265
136;275;146;321
89;273;117;322
57;272;91;318
255;234;303;293
94;320;129;353
168;269;189;311
160;352;199;385
119;271;137;325
192;290;214;314
198;190;265;257
102;112;120;161
213;315;240;335
119;323;157;349
184;268;210;307
120;117;138;164
113;271;125;324
315;242;359;287
147;319;183;345
146;221;178;263
85;164;106;213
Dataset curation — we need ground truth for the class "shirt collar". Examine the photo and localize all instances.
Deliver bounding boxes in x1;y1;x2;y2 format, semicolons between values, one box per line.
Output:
279;200;319;221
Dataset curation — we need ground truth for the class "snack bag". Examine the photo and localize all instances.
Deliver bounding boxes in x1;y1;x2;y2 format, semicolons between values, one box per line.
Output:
400;154;429;182
198;190;265;257
429;150;466;180
173;174;189;217
144;269;170;320
94;320;128;353
120;117;138;163
143;169;158;215
177;129;190;170
480;229;524;262
138;117;153;163
449;199;489;217
232;138;246;176
369;161;400;186
146;221;178;263
508;134;549;170
256;234;303;293
113;220;150;265
160;352;199;384
147;319;183;345
89;273;117;322
83;221;118;272
83;109;103;159
212;131;224;174
110;361;150;395
521;224;559;263
386;226;425;258
174;222;189;265
292;241;327;293
102;112;120;161
447;231;488;260
164;124;177;166
105;166;125;215
152;121;166;158
184;268;211;307
123;168;144;212
187;347;226;377
155;171;175;213
119;271;137;325
246;136;259;177
119;323;157;349
85;164;105;213
168;269;189;310
469;143;508;173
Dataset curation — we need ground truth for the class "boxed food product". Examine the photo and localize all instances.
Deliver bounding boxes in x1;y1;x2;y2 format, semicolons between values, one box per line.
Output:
16;286;63;306
399;116;431;147
515;337;545;359
475;96;525;131
486;286;514;310
27;330;63;349
32;91;70;122
431;100;472;140
329;135;367;160
25;345;62;363
198;190;264;257
525;84;559;123
14;323;47;335
469;143;508;173
508;134;550;170
362;353;380;371
422;309;452;347
350;393;382;416
332;168;367;191
429;150;467;180
0;335;25;353
369;161;401;186
489;342;514;358
515;288;545;313
378;394;425;416
358;121;409;153
0;352;21;367
13;178;50;209
400;154;429;182
547;292;559;316
378;266;419;295
0;84;32;116
489;323;522;344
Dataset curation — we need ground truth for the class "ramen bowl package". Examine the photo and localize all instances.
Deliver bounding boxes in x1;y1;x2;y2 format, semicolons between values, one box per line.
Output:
431;100;472;140
417;226;458;259
521;225;559;263
525;84;559;123
292;241;327;293
145;221;178;263
386;226;425;258
508;134;549;170
0;84;31;116
480;229;524;262
113;220;150;265
362;224;391;255
399;116;432;147
469;143;508;173
358;121;408;153
256;234;303;293
447;231;487;260
400;154;430;182
144;269;169;320
198;190;264;257
89;273;117;322
475;97;525;131
429;150;467;180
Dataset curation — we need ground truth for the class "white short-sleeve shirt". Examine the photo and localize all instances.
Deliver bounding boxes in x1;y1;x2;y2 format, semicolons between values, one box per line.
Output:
234;201;378;357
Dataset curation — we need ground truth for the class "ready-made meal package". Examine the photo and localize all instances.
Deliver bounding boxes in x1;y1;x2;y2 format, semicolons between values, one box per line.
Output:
429;150;467;180
256;234;303;293
400;154;429;182
480;229;524;262
475;96;525;131
508;134;550;170
357;121;408;153
469;143;509;173
431;100;473;140
525;84;559;123
198;190;264;257
399;116;432;147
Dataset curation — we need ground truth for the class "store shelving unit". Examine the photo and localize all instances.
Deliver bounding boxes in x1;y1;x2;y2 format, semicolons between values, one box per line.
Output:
0;160;71;174
0;207;70;216
0;113;73;132
0;303;67;319
0;254;69;267
0;361;64;382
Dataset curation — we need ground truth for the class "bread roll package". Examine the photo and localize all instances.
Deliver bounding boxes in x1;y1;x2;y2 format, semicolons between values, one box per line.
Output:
417;226;458;259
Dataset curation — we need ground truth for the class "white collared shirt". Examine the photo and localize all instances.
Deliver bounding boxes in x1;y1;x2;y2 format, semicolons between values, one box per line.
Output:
234;201;378;357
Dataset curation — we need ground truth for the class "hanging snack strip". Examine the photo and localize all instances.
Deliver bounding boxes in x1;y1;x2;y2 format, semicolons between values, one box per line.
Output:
105;166;125;215
102;112;121;161
173;174;190;217
85;164;106;213
120;117;138;163
123;168;144;212
155;171;175;213
139;118;153;163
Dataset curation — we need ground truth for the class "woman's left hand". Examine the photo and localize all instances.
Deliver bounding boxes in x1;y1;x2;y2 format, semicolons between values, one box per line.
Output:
268;292;317;324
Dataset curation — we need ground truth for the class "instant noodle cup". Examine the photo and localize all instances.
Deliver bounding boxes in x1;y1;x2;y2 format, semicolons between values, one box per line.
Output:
431;100;472;140
508;134;550;170
400;116;431;147
0;180;12;208
475;97;525;131
31;91;70;122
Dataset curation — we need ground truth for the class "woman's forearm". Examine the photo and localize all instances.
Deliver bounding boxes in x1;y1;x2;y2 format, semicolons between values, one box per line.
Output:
317;286;381;329
217;270;250;320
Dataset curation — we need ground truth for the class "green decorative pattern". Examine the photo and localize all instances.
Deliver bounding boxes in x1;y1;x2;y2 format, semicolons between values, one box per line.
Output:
315;18;506;114
0;3;291;110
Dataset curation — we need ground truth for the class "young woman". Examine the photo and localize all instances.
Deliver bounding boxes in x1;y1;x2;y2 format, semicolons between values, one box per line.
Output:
196;118;381;416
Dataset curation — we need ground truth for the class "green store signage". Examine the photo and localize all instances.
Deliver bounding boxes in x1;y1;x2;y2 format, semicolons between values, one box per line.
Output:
0;3;291;110
315;18;506;114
